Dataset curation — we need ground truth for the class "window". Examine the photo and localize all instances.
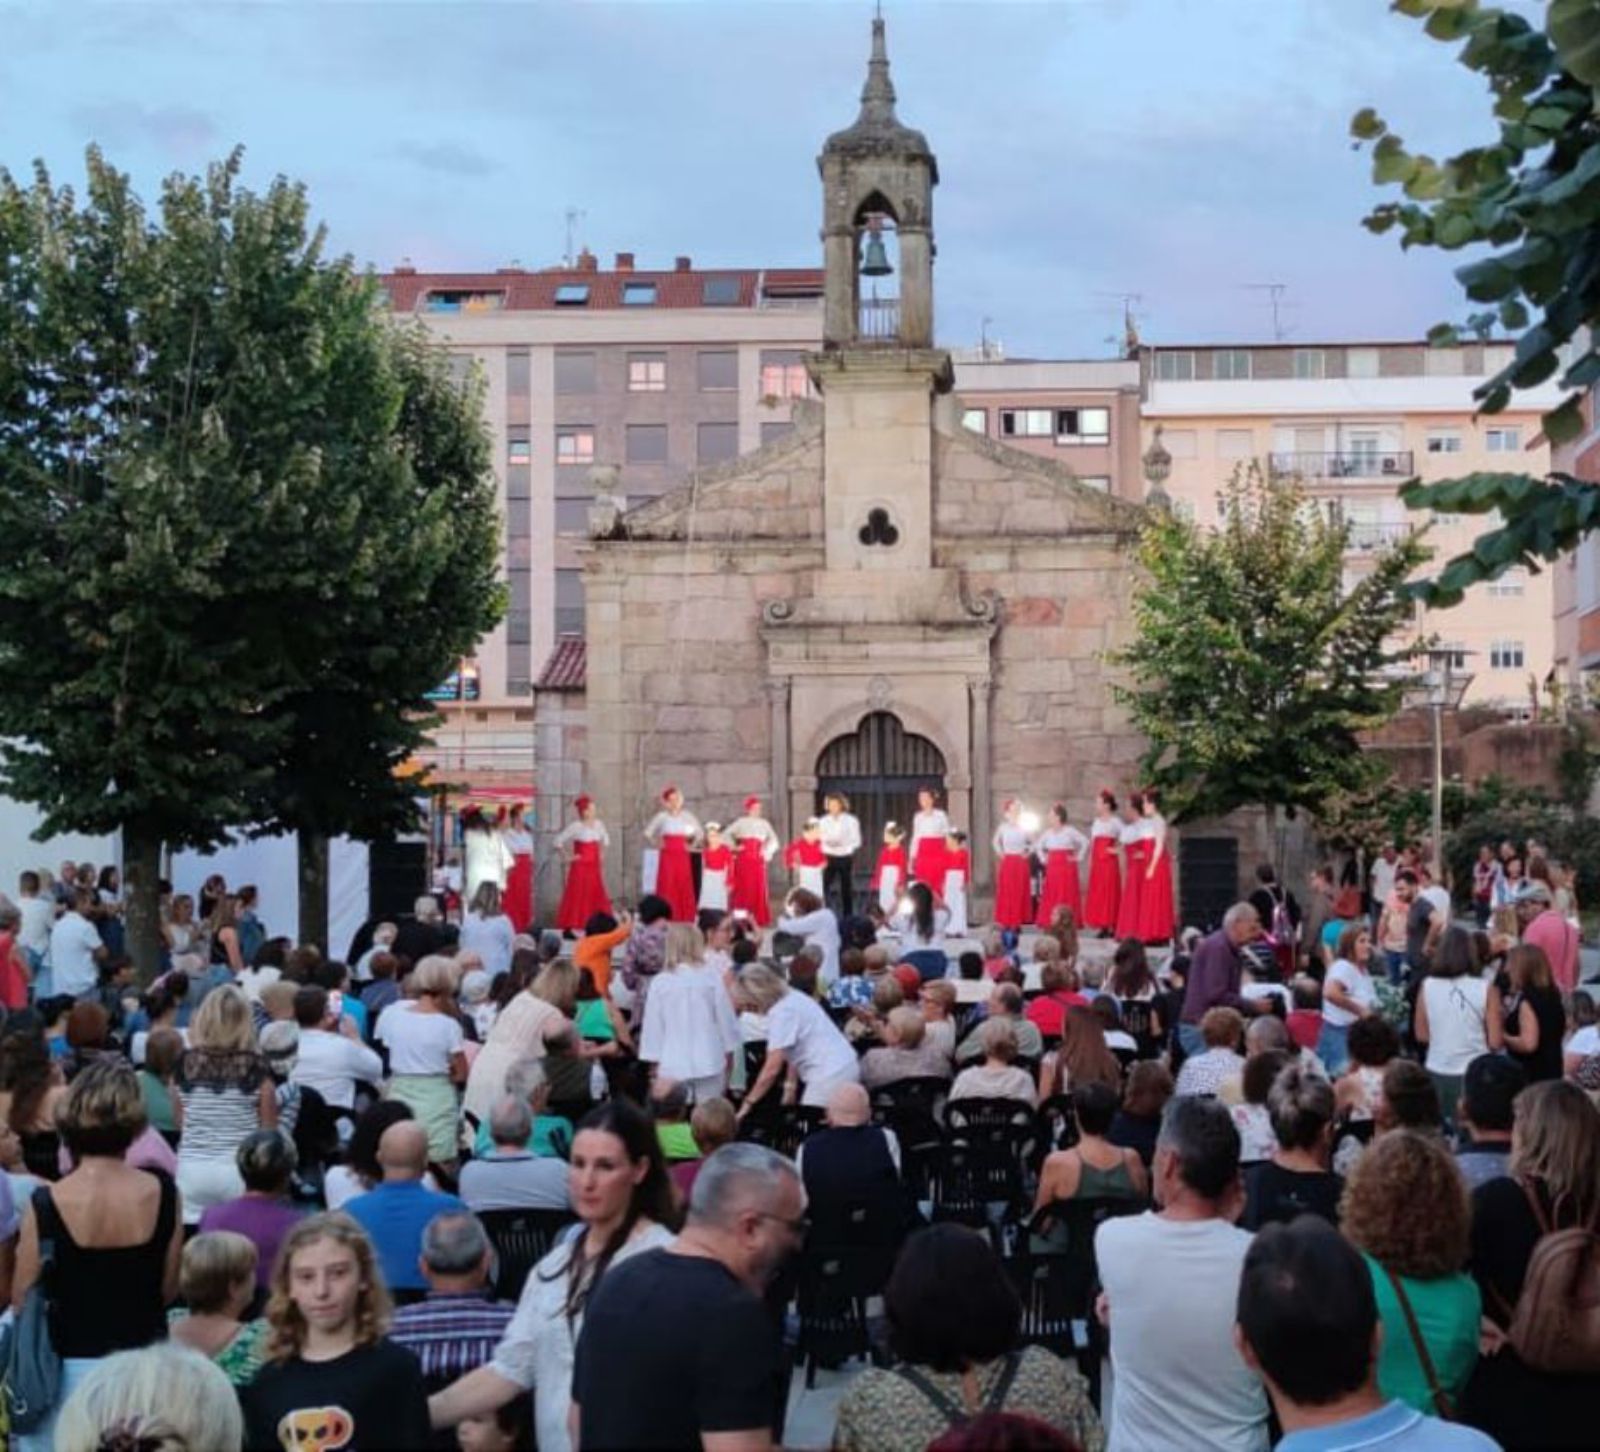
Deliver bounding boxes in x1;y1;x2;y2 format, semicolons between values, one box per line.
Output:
1055;407;1110;445
1163;429;1198;460
961;408;988;435
625;424;668;464
1077;475;1111;493
758;351;808;399
1486;427;1522;452
1154;352;1194;382
1490;640;1526;670
858;508;900;548
554;351;595;394
1426;432;1463;454
508;438;530;464
1000;409;1053;437
627;352;666;392
1440;643;1469;672
424;290;504;313
622;282;657;306
1217;429;1253;459
760;421;793;446
1214;350;1251;381
554;284;589;306
698;421;739;463
698;350;738;391
1425;347;1465;377
1347;347;1380;379
702;277;740;306
1488;568;1526;598
556;427;595;465
1294;349;1326;379
555;498;591;534
506;350;530;397
555;569;584;636
1433;510;1462;526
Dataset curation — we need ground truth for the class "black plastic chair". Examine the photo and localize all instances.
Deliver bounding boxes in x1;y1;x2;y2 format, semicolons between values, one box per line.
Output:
793;1194;908;1387
738;1103;826;1160
941;1097;1041;1219
1035;1094;1080;1159
479;1207;578;1301
869;1076;950;1195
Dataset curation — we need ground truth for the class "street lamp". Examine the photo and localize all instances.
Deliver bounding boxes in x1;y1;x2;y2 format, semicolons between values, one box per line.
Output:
1421;647;1473;882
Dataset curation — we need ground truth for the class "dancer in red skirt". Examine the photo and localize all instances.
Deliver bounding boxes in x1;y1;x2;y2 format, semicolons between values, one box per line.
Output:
1083;788;1124;935
783;819;827;899
502;802;534;933
553;795;613;931
1034;804;1088;929
1134;788;1177;945
870;822;908;916
727;795;778;925
643;785;701;922
909;786;950;890
1114;791;1148;940
991;798;1036;930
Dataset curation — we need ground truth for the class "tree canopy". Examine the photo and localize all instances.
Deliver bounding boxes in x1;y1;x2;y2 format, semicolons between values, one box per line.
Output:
1354;0;1600;605
1109;463;1429;824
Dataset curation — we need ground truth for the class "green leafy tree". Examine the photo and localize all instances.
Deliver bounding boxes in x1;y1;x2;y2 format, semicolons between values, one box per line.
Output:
0;149;502;970
1353;0;1600;604
1109;463;1430;834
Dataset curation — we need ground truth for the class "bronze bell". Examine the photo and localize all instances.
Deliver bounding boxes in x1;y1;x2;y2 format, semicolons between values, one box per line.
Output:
860;232;893;277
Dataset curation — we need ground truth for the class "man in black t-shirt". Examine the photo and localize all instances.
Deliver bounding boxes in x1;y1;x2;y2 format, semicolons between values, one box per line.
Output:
571;1143;806;1452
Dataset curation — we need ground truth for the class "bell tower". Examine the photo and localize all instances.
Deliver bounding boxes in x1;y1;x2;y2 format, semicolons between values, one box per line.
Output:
819;16;937;350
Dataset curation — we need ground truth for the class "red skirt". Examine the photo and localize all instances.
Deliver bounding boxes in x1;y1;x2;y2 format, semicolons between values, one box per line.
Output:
1136;848;1176;944
911;838;947;890
1083;835;1121;931
1035;849;1084;928
993;854;1033;930
1115;842;1147;940
657;835;698;922
730;839;772;926
504;851;533;932
556;841;611;931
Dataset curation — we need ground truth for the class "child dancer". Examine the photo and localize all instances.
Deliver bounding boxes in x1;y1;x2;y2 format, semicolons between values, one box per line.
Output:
870;822;908;915
942;829;971;936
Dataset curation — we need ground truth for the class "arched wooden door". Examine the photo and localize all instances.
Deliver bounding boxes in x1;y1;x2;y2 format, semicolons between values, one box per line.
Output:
816;712;946;893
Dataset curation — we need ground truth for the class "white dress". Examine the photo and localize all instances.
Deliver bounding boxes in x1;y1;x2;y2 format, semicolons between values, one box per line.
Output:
796;857;825;899
489;1222;677;1452
698;852;730;911
942;860;969;937
639;963;741;1097
464;827;514;901
876;856;903;915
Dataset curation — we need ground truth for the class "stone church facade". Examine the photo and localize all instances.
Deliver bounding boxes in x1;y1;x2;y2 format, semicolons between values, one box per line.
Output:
534;20;1148;915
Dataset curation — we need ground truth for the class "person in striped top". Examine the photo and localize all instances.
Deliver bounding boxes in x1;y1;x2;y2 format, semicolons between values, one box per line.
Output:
390;1211;515;1384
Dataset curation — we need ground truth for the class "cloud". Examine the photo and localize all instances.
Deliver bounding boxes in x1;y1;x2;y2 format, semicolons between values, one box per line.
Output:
69;101;216;150
391;140;498;177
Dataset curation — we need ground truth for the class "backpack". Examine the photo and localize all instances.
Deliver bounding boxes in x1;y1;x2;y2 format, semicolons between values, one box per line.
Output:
1503;1179;1600;1375
893;1351;1022;1429
1;1188;62;1432
1268;889;1297;949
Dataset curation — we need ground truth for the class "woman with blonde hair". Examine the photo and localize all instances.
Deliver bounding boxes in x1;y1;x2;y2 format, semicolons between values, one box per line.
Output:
167;1229;268;1385
735;962;860;1120
638;923;740;1104
950;1017;1037;1107
175;984;276;1222
242;1212;430;1447
463;957;576;1126
54;1344;243;1452
1341;1129;1479;1417
376;954;467;1168
204;892;245;975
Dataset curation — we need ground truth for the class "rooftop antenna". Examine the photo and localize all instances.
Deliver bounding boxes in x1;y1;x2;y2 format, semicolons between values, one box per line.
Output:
1243;282;1291;342
563;208;586;268
1094;291;1144;356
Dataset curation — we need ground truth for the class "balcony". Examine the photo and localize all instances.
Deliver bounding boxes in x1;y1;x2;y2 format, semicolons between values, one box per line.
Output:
1271;450;1414;480
1346;520;1415;552
858;296;901;343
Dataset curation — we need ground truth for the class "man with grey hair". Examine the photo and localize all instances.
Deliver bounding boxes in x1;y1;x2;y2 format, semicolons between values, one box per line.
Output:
955;980;1044;1062
571;1144;804;1451
1179;902;1267;1056
390;1210;515;1383
1096;1097;1268;1452
1220;1012;1326;1106
459;1095;571;1213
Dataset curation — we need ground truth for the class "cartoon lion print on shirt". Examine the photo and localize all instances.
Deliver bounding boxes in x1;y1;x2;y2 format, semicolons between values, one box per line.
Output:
277;1405;354;1451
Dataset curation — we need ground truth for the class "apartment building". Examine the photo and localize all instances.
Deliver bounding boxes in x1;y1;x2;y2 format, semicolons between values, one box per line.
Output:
1141;340;1564;711
380;253;824;786
1551;388;1600;708
952;356;1144;501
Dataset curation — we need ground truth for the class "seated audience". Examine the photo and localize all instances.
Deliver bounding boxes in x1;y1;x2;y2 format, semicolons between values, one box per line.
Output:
1034;1081;1148;1212
197;1128;304;1291
344;1120;467;1295
1341;1130;1480;1417
1453;1053;1523;1191
956;983;1044;1063
1095;1097;1269;1452
1375;1060;1444;1138
1235;1218;1497;1452
670;1096;737;1202
390;1210;515;1385
950;1017;1038;1107
1173;1006;1246;1098
471;1057;573;1162
1024;960;1088;1039
1333;1016;1401;1127
166;1229;269;1386
289;984;383;1111
861;1005;954;1090
1230;1049;1290;1166
833;1224;1104;1452
459;1096;572;1214
796;1083;907;1241
650;1078;701;1161
1108;1061;1173;1168
1240;1063;1341;1229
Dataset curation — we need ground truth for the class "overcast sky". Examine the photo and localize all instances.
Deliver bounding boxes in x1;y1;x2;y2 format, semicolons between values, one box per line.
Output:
0;0;1529;357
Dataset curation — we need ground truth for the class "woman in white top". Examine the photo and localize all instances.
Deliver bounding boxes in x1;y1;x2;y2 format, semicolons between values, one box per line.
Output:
890;881;950;983
639;924;741;1104
463;962;576;1126
735;963;860;1115
1318;922;1379;1074
459;882;516;984
1413;924;1503;1129
376;955;468;1168
776;888;842;986
463;806;514;905
909;787;951;890
991;800;1036;931
949;1017;1037;1107
427;1100;679;1452
163;894;205;975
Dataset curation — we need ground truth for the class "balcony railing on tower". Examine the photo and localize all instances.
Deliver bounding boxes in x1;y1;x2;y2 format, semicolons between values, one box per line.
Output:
858;296;901;343
1271;450;1415;480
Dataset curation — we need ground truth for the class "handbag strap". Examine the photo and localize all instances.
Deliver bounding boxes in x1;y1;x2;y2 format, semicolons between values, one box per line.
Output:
1381;1264;1455;1421
893;1352;1022;1427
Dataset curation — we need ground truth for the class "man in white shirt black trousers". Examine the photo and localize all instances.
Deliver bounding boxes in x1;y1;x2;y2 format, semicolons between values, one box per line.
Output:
819;793;862;918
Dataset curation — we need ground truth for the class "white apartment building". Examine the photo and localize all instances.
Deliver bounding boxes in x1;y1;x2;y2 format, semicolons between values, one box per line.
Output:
1141;340;1564;710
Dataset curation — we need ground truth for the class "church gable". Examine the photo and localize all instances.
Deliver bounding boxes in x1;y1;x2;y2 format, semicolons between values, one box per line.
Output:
933;425;1144;539
618;410;824;542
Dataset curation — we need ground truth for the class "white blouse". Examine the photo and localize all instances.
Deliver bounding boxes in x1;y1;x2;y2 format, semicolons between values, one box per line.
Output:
1036;826;1088;858
993;823;1033;855
1091;816;1123;842
644;809;702;844
503;828;534;856
910;809;951;853
639;963;741;1080
728;814;780;857
553;819;610;851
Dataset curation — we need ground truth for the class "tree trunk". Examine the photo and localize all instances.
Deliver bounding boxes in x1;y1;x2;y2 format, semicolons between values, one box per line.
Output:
123;828;164;982
298;832;330;952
